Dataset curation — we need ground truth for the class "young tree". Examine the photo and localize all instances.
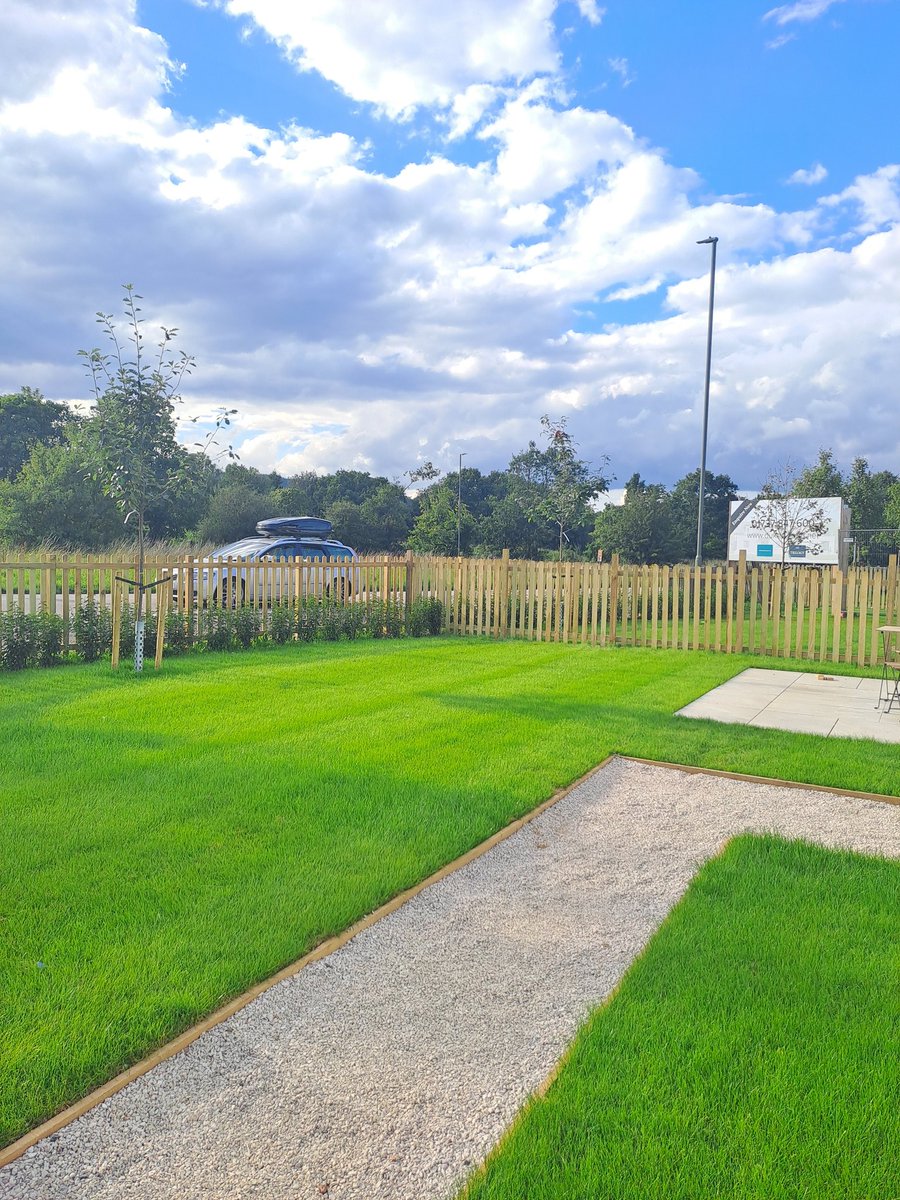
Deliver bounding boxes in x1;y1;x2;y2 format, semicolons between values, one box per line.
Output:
509;416;610;559
751;461;828;566
80;284;236;664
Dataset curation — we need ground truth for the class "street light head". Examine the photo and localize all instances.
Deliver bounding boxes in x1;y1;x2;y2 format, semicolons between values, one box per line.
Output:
697;236;718;245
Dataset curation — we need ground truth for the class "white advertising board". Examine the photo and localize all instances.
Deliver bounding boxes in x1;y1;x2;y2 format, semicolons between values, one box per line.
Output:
727;497;850;568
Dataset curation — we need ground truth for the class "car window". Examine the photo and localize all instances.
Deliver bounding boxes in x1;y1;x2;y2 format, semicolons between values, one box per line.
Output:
260;544;299;562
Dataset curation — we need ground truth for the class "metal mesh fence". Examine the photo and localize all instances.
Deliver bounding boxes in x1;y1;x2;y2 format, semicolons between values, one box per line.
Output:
846;529;900;568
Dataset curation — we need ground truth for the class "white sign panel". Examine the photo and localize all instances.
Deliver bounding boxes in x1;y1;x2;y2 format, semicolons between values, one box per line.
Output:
727;497;850;568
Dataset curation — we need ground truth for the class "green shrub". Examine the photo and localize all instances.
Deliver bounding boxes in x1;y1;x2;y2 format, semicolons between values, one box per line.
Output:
268;601;295;645
0;608;37;670
407;597;443;637
319;603;344;642
201;608;234;652
297;598;321;643
164;612;193;655
383;599;404;639
73;601;112;663
35;612;67;667
340;603;366;641
233;605;260;650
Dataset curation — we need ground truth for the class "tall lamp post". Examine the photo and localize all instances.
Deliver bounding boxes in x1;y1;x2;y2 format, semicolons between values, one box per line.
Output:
457;451;466;556
695;236;718;567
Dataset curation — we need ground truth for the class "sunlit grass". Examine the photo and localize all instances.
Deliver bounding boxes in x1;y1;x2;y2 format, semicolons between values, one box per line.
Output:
463;835;900;1200
1;639;896;1146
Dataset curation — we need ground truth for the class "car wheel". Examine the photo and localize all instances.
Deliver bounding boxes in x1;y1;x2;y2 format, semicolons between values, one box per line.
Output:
215;578;245;609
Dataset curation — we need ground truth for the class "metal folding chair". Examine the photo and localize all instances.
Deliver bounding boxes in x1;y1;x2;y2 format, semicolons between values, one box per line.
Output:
876;626;900;714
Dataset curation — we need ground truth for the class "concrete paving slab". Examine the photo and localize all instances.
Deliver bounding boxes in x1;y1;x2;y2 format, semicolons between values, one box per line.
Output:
728;668;802;686
747;713;837;736
789;674;868;692
831;718;900;743
677;668;900;745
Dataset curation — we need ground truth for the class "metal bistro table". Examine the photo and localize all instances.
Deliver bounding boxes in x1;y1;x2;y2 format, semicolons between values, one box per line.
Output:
876;625;900;713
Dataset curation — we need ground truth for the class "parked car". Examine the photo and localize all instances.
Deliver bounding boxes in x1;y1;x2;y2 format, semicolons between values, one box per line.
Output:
171;517;358;607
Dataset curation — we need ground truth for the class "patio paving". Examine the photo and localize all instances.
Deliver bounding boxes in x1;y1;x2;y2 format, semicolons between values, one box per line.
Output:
677;668;900;743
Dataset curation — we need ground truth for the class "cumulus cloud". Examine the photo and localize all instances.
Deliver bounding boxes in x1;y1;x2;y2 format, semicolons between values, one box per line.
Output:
213;0;563;117
788;162;828;185
819;164;900;233
0;0;898;493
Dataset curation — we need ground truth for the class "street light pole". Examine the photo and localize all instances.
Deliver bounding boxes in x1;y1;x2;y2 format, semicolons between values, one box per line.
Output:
695;236;718;567
457;452;466;556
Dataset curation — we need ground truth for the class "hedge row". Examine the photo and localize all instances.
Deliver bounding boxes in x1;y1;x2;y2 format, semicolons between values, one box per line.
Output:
0;597;444;671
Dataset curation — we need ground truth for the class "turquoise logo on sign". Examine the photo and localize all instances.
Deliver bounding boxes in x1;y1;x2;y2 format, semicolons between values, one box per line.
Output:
757;544;773;558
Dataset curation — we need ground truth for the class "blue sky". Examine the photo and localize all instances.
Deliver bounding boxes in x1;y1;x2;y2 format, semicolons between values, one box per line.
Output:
1;0;898;492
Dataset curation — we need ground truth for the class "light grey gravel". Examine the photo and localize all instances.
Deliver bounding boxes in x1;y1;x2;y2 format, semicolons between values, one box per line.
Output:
3;757;899;1200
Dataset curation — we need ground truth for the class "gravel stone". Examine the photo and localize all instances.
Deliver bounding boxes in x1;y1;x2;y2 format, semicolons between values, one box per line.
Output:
2;758;898;1200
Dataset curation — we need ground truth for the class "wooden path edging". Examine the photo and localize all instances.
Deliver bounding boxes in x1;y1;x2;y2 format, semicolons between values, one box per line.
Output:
3;752;897;1169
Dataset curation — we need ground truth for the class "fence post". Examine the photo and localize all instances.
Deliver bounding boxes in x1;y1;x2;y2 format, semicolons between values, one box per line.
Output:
499;548;510;638
154;579;167;669
405;550;416;617
609;553;620;646
735;550;746;654
887;554;898;626
110;578;121;670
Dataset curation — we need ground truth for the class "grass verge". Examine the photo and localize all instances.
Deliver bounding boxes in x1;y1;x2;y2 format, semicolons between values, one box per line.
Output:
1;639;897;1147
462;834;900;1200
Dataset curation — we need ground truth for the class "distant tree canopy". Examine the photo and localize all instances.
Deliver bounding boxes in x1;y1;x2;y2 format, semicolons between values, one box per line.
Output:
1;388;897;564
0;387;75;481
592;469;739;564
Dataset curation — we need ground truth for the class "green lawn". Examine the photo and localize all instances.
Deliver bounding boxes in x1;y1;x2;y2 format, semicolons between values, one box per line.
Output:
462;835;900;1200
1;638;896;1148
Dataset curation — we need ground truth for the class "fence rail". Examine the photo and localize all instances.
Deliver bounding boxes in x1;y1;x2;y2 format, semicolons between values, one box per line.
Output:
1;550;898;669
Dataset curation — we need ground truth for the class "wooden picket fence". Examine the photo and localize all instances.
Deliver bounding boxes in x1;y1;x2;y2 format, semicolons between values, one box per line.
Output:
1;550;898;669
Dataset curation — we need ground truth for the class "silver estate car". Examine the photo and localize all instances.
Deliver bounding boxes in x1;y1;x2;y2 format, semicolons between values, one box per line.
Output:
171;517;358;607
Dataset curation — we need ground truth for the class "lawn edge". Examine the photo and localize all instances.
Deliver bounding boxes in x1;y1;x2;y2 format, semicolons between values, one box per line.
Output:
5;751;897;1168
0;755;617;1167
622;755;900;806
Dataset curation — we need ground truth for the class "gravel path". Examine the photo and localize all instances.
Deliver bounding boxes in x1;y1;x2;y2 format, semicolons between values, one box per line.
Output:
3;758;899;1200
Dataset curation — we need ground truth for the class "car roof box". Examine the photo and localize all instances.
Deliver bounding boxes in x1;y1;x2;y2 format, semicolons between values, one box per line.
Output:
255;516;332;538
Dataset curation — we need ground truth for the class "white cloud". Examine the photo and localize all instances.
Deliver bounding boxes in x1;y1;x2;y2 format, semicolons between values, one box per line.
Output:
0;0;899;495
479;83;637;203
573;0;605;25
214;0;563;118
819;164;900;233
763;0;846;26
788;162;827;185
608;56;635;87
444;84;504;140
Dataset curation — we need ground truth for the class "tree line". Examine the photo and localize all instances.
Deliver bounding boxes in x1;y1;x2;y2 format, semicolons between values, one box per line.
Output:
2;283;898;568
2;383;898;562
